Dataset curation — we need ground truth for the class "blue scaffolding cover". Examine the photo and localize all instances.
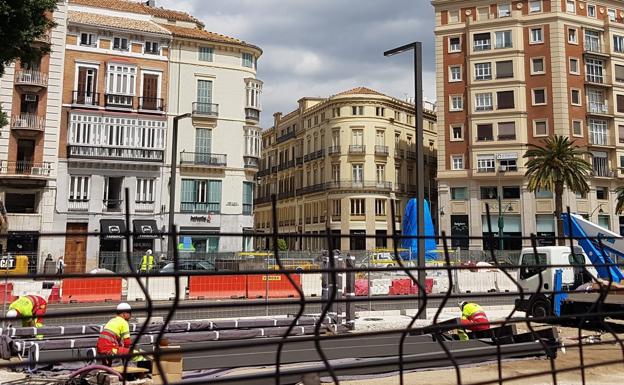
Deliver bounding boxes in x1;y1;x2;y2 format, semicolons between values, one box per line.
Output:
401;199;437;261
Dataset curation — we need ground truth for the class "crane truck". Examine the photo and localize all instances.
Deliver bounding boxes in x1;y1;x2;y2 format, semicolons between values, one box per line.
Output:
515;213;624;320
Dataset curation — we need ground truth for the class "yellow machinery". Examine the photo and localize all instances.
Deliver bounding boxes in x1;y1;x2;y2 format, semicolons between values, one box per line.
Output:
0;255;29;275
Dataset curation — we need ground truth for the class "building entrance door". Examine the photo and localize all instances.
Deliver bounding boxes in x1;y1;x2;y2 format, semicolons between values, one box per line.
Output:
65;223;87;273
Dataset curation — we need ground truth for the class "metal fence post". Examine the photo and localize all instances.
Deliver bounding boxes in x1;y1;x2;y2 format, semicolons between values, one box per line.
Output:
345;254;356;329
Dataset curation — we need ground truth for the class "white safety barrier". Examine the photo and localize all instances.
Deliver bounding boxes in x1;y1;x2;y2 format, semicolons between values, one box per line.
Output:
12;280;55;299
427;270;451;293
494;270;519;292
126;277;188;301
301;273;322;297
457;271;498;293
370;278;391;296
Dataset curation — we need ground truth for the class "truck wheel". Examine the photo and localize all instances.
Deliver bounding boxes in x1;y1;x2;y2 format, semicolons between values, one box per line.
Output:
531;299;551;319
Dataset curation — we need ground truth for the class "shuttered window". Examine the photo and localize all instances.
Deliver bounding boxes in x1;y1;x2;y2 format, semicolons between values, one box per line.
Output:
496;60;513;78
497;91;515;109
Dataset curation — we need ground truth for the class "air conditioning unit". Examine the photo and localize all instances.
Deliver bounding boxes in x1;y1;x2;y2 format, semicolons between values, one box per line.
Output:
24;94;37;102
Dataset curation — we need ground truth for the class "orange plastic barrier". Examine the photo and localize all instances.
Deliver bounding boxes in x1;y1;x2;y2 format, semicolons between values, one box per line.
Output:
0;283;15;303
61;278;122;303
247;274;301;298
188;275;246;299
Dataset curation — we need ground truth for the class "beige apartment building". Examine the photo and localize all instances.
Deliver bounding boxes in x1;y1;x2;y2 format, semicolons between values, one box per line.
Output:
433;0;624;251
254;87;437;251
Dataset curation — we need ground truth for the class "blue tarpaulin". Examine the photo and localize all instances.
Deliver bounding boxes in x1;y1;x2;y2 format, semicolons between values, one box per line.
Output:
401;199;437;261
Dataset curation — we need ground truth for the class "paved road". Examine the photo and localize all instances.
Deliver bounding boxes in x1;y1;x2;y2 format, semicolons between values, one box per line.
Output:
43;294;517;325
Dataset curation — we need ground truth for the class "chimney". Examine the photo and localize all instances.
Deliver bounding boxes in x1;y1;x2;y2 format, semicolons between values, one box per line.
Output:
146;0;156;7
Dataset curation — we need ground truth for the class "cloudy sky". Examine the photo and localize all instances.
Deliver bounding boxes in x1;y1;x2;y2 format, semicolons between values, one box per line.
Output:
159;0;437;127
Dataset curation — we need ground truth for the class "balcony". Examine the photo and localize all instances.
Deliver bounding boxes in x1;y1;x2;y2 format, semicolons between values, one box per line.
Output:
375;145;389;156
180;152;227;168
192;102;219;119
587;102;611;116
105;94;134;109
68;145;164;162
257;169;270;177
180;202;220;214
139;97;164;112
584;42;608;57
296;183;326;195
68;199;89;211
325;180;393;190
33;33;51;45
348;145;366;155
394;149;405;158
11;114;45;134
328;146;341;155
103;199;123;212
72;91;100;107
254;195;272;205
585;74;610;87
277;130;296;143
135;201;155;213
406;150;417;160
497;134;517;141
245;107;260;124
296;157;303;165
243;203;253;215
244;156;260;169
278;190;295;200
589;133;613;147
0;161;51;186
14;70;48;92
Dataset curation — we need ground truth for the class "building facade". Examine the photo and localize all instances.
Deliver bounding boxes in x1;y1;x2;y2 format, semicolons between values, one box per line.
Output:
0;1;68;268
433;0;624;251
254;87;437;252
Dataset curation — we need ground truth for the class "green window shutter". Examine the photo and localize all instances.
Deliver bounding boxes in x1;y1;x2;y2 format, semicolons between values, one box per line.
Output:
208;180;222;212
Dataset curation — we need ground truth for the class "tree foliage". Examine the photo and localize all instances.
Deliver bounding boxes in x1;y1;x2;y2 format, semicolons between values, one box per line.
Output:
277;239;288;251
0;0;57;126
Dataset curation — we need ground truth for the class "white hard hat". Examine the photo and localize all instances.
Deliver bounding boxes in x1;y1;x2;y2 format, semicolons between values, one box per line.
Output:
6;309;18;319
458;301;468;310
147;249;153;255
116;303;132;312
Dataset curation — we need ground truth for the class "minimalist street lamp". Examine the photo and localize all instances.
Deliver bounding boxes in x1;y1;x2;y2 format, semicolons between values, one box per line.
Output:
384;41;426;319
168;113;192;257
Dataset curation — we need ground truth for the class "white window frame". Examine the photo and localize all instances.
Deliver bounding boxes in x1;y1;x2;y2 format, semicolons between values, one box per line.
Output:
587;4;596;18
529;1;542;13
530;57;545;75
532;88;547;105
568;28;578;44
106;63;137;96
144;41;160;55
112;36;129;51
570;88;582;106
450;125;464;141
245;78;263;109
572;119;583;137
352;164;363;183
475;92;493;111
450;95;464;111
350;198;365;215
375;199;386;216
449;65;462;82
494;30;512;49
477;155;496;173
199;46;214;62
79;32;97;47
376;164;385;183
449;36;461;53
475;62;492;80
530;27;544;44
69;176;90;201
244;126;261;157
614;35;624;54
451;155;464;170
139;69;162;101
136;178;155;203
533;119;549;137
498;4;511;18
608;9;617;22
566;0;576;14
569;57;580;75
242;52;254;68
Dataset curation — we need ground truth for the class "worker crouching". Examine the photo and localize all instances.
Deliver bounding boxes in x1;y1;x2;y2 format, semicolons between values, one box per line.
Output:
97;303;137;366
458;301;490;341
6;295;47;328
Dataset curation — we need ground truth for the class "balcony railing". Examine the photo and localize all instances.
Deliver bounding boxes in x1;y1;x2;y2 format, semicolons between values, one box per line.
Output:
277;130;296;143
0;161;51;176
395;149;405;158
242;203;253;215
348;145;366;154
180;152;227;167
257;169;270;177
498;134;516;141
245;107;260;122
139;97;164;112
328;146;341;155
192;102;219;118
68;145;164;162
254;196;272;204
244;156;260;169
375;145;389;155
589;133;612;146
103;199;123;212
14;70;48;88
180;202;220;213
72;91;100;106
326;180;393;190
68;200;89;211
135;201;155;212
11;114;45;132
406;150;417;160
105;94;134;109
587;102;609;115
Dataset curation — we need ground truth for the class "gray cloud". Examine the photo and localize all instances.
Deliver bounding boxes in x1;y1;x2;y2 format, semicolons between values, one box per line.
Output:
159;0;436;127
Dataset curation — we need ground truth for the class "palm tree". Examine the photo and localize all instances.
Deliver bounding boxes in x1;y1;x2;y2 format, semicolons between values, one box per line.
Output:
616;186;624;215
524;135;592;245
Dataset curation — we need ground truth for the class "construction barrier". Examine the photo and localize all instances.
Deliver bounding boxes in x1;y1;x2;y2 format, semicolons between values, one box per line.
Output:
0;283;15;303
494;271;519;292
355;279;369;296
12;280;55;299
127;277;188;301
300;273;322;297
188;275;246;299
409;278;434;294
61;278;122;303
457;271;498;293
389;278;412;295
247;274;301;298
370;278;391;296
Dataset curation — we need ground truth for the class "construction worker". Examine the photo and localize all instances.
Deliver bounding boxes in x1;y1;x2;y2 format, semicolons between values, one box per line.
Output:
97;303;134;366
457;301;490;341
139;249;154;273
6;295;47;328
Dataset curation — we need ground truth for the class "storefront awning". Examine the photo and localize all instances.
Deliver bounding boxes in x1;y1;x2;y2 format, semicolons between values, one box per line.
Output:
100;219;126;239
133;220;159;239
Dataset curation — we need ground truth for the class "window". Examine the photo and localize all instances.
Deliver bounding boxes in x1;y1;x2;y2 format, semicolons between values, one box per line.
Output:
451;187;467;200
614;36;624;53
352;106;364;115
136;178;155;203
567;28;577;44
618;94;624;113
331;164;340;182
532;89;546;105
332;199;341;216
498;122;516;140
477;6;489;20
573;120;583;137
475;62;492;80
608;9;616;22
449;66;462;81
375;107;385;116
113;37;129;51
498;4;511;17
534;120;548;136
242;53;254;68
495;30;512;49
244;126;261;157
535;189;553;199
529;1;542;13
351;129;363;146
619;125;624;143
477;124;494;141
499;159;518;171
473;33;491;51
520;253;547;280
503;186;521;199
530;28;543;44
245;78;262;109
569;58;579;74
242;182;253;215
598;215;611;230
589;119;608;145
451;155;464;170
199;47;214;61
592;151;609;177
375;199;386;216
480;186;498;199
351;198;365;215
596;186;608;200
475;93;493;111
448;9;460;23
80;32;96;47
332;107;341;117
531;57;545;74
449;37;461;52
585;31;602;53
621;155;624;169
477;155;496;173
352;164;363;183
566;0;575;13
587;4;596;17
450;95;463;111
69;176;90;201
497;90;515;109
616;65;624;83
496;60;513;79
106;64;136;96
451;125;463;140
376;164;385;183
145;41;159;54
570;89;581;106
180;179;222;213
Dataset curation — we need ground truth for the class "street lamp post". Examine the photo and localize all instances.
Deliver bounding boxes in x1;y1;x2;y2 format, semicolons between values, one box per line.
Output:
385;42;426;319
497;166;506;251
168;113;192;257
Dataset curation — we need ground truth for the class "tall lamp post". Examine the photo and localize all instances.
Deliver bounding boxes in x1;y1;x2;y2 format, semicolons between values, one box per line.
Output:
384;42;426;319
497;166;506;251
168;113;192;257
